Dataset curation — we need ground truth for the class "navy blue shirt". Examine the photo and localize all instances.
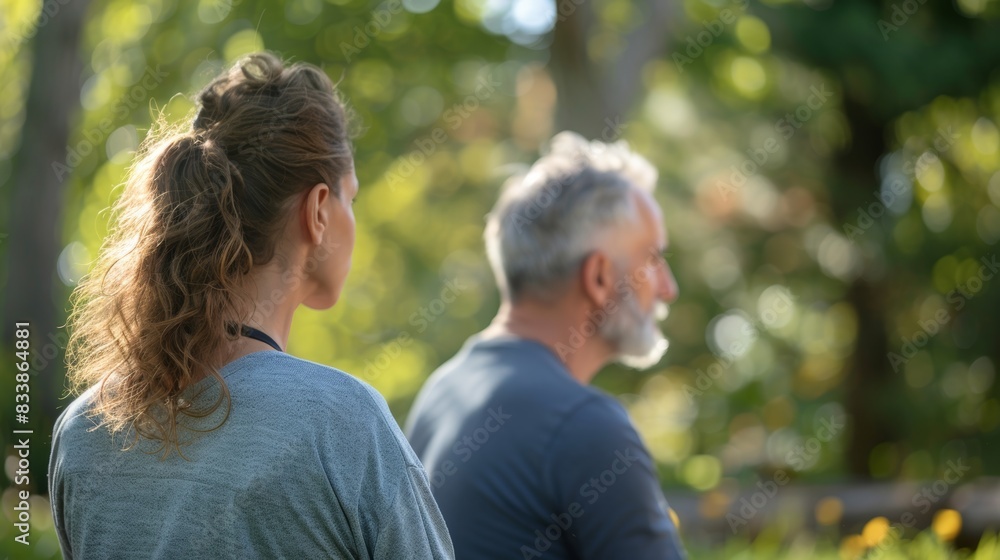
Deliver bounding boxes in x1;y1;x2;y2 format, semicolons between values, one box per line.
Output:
405;335;686;560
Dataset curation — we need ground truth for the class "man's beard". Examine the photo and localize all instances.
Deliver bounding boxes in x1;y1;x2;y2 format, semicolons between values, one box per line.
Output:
601;293;670;370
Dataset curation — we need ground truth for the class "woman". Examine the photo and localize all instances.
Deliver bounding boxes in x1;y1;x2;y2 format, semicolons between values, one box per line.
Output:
48;52;454;559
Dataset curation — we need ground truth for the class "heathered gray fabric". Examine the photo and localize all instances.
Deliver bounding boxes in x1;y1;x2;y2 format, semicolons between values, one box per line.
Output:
48;350;455;559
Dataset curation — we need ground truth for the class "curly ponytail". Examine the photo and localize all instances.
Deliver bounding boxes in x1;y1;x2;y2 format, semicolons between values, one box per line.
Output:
65;52;353;458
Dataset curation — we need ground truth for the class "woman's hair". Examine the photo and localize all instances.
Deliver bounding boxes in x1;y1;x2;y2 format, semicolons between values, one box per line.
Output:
65;51;353;457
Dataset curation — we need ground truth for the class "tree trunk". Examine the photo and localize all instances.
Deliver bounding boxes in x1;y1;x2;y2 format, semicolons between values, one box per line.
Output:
828;96;895;477
2;0;91;457
549;0;674;138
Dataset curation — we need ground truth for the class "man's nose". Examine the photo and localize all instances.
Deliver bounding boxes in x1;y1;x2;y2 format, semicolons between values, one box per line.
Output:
658;263;678;304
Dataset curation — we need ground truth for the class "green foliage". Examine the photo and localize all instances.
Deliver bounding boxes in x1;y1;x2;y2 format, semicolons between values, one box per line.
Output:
2;0;1000;554
687;530;1000;560
0;495;60;559
1;498;993;560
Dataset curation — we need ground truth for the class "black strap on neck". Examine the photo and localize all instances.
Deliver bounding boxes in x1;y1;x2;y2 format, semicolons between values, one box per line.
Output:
239;324;283;352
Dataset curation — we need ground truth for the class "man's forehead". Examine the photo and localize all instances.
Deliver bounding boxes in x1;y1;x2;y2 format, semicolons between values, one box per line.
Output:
631;187;667;246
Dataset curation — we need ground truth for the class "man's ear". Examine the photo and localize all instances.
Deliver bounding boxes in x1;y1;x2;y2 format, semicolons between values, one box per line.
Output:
580;251;615;309
302;183;330;245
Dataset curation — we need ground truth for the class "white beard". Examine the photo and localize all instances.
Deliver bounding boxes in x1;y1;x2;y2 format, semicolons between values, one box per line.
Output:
601;295;670;370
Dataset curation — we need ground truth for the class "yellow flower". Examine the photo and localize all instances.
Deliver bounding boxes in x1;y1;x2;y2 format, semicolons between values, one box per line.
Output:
862;516;891;547
932;509;962;542
815;497;844;526
839;534;866;560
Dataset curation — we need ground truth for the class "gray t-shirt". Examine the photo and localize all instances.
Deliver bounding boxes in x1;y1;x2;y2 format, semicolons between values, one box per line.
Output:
48;350;455;559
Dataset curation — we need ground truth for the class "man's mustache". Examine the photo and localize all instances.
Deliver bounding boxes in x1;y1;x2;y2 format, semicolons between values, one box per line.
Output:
654;301;669;322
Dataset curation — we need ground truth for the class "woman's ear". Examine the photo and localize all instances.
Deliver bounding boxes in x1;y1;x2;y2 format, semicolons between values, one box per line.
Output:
580;251;615;309
302;183;330;245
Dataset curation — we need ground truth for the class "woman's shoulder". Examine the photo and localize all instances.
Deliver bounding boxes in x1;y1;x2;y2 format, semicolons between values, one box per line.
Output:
52;384;104;439
51;353;403;458
226;352;396;426
236;351;381;399
251;353;422;469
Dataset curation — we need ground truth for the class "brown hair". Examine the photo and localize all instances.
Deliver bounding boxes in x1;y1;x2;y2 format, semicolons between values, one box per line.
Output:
65;52;353;457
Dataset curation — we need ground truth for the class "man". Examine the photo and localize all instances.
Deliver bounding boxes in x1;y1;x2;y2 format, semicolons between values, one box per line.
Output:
405;131;687;559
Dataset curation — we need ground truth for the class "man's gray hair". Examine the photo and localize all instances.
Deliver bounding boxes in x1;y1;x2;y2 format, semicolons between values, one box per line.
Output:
484;131;658;301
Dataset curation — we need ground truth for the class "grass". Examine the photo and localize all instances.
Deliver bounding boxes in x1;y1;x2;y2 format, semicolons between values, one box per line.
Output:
2;493;996;559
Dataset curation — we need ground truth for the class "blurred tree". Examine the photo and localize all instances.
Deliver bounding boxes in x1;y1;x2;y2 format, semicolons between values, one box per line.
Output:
550;0;674;137
1;0;90;446
761;0;1000;476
